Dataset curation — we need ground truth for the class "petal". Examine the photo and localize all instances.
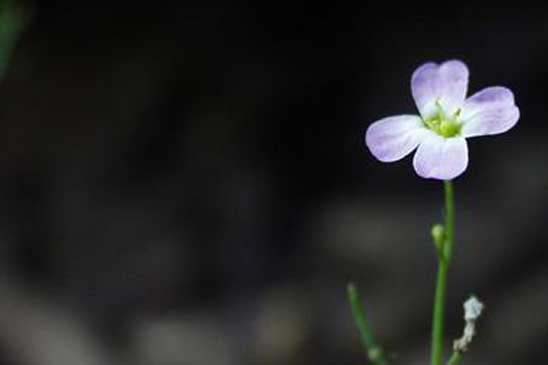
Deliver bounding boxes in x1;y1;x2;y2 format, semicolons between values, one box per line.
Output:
460;86;520;138
413;133;469;180
365;115;426;162
411;60;469;119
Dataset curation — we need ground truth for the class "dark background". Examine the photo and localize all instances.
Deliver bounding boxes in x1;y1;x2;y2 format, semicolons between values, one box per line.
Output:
0;4;546;365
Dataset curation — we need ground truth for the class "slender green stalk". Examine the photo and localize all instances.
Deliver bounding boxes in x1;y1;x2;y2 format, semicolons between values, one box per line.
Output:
0;0;27;79
431;180;455;365
431;260;449;365
347;283;388;365
443;180;455;262
447;351;463;365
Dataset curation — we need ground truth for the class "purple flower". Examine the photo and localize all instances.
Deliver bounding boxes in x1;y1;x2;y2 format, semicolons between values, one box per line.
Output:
365;60;519;180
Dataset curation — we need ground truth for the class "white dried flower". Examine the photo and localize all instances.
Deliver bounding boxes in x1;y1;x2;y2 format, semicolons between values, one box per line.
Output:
464;296;484;321
454;296;484;352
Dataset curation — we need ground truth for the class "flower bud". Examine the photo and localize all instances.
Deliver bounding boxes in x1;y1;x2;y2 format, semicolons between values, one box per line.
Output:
431;224;445;252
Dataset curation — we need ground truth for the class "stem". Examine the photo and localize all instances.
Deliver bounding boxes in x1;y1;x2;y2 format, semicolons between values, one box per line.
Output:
347;283;388;365
443;180;455;262
0;0;27;80
447;352;463;365
431;260;449;365
431;180;455;365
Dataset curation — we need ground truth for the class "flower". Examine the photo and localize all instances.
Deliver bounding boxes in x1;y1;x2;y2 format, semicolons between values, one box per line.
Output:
365;60;519;180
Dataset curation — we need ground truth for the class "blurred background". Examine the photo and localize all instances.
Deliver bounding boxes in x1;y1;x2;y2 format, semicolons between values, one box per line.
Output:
0;3;546;365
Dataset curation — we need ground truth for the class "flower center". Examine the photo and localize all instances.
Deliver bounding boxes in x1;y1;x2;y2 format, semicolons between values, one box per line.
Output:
424;104;462;138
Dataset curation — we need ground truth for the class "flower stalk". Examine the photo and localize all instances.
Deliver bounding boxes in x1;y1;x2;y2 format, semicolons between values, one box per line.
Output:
0;0;27;79
446;352;463;365
431;180;455;365
347;283;388;365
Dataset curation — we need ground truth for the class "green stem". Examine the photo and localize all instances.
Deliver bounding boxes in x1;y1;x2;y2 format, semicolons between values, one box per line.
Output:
0;0;27;80
431;260;449;365
443;180;455;262
347;283;388;365
447;351;463;365
431;180;455;365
